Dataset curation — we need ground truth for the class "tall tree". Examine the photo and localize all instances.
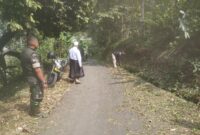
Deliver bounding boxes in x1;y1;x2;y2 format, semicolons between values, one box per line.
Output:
0;0;95;48
0;0;95;85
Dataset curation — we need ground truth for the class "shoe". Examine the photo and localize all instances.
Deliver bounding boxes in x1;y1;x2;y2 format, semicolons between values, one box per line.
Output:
30;112;48;118
75;79;81;84
68;78;75;83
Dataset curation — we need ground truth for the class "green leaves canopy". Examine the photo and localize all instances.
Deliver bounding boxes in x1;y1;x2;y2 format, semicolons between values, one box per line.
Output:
0;0;94;37
91;0;200;53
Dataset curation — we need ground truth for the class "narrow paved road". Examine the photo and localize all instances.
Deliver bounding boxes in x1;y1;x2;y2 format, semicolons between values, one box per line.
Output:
39;62;144;135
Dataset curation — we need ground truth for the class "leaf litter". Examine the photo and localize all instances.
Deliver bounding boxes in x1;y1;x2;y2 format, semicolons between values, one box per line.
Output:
111;68;200;135
0;73;70;135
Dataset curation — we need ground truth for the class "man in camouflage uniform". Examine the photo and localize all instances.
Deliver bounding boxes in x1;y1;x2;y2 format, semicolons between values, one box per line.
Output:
21;36;47;117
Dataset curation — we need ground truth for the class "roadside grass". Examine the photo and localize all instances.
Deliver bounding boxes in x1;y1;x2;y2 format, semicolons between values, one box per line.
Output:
112;68;200;135
0;74;70;135
123;65;200;104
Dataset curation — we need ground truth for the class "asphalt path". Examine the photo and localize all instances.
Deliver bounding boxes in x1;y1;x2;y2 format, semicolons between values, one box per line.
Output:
39;62;144;135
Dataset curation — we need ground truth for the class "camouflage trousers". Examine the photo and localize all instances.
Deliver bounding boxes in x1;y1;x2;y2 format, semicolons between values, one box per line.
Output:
27;77;44;115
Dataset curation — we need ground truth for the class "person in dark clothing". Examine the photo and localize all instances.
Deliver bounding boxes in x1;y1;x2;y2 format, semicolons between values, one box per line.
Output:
21;36;47;117
112;51;125;68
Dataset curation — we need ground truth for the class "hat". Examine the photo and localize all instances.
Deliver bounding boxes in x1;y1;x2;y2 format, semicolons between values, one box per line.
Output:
73;41;79;46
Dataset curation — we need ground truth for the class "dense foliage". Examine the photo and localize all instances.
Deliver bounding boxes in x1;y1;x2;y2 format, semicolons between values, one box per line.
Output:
0;0;95;86
0;0;94;35
0;0;200;103
90;0;200;103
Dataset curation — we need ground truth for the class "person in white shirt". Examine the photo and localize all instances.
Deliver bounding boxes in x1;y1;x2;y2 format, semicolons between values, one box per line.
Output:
68;41;84;84
112;50;125;68
112;53;117;68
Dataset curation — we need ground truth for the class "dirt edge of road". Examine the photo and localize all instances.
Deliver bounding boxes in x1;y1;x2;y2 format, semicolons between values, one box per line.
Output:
0;74;70;135
112;68;200;135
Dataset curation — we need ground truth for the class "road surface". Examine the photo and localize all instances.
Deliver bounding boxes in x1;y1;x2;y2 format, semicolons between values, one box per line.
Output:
39;62;144;135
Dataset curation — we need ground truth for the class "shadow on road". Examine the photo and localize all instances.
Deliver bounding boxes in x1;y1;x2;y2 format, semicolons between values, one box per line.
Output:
83;59;111;67
110;79;137;85
110;75;144;86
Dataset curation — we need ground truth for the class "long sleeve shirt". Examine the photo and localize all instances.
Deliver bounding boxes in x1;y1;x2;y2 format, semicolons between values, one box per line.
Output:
69;46;82;67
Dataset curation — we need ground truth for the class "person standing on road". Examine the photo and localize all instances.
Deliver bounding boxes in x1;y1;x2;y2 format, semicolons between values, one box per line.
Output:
68;41;84;84
112;52;117;68
112;50;125;68
21;36;48;117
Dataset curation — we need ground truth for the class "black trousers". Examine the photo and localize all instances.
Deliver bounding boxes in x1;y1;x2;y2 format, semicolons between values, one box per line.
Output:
69;59;84;79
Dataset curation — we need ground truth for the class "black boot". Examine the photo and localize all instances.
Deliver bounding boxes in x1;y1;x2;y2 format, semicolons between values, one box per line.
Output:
29;101;47;118
29;102;40;116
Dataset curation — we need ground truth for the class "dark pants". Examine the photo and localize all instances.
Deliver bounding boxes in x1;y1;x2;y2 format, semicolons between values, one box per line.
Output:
69;59;84;80
27;77;44;115
115;55;121;66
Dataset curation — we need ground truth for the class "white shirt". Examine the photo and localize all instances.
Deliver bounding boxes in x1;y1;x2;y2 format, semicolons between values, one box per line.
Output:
69;46;82;67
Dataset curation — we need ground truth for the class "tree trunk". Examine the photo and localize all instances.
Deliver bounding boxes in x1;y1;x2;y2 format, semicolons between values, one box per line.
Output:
141;0;145;22
0;55;7;86
141;0;145;36
0;67;7;86
0;31;20;86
